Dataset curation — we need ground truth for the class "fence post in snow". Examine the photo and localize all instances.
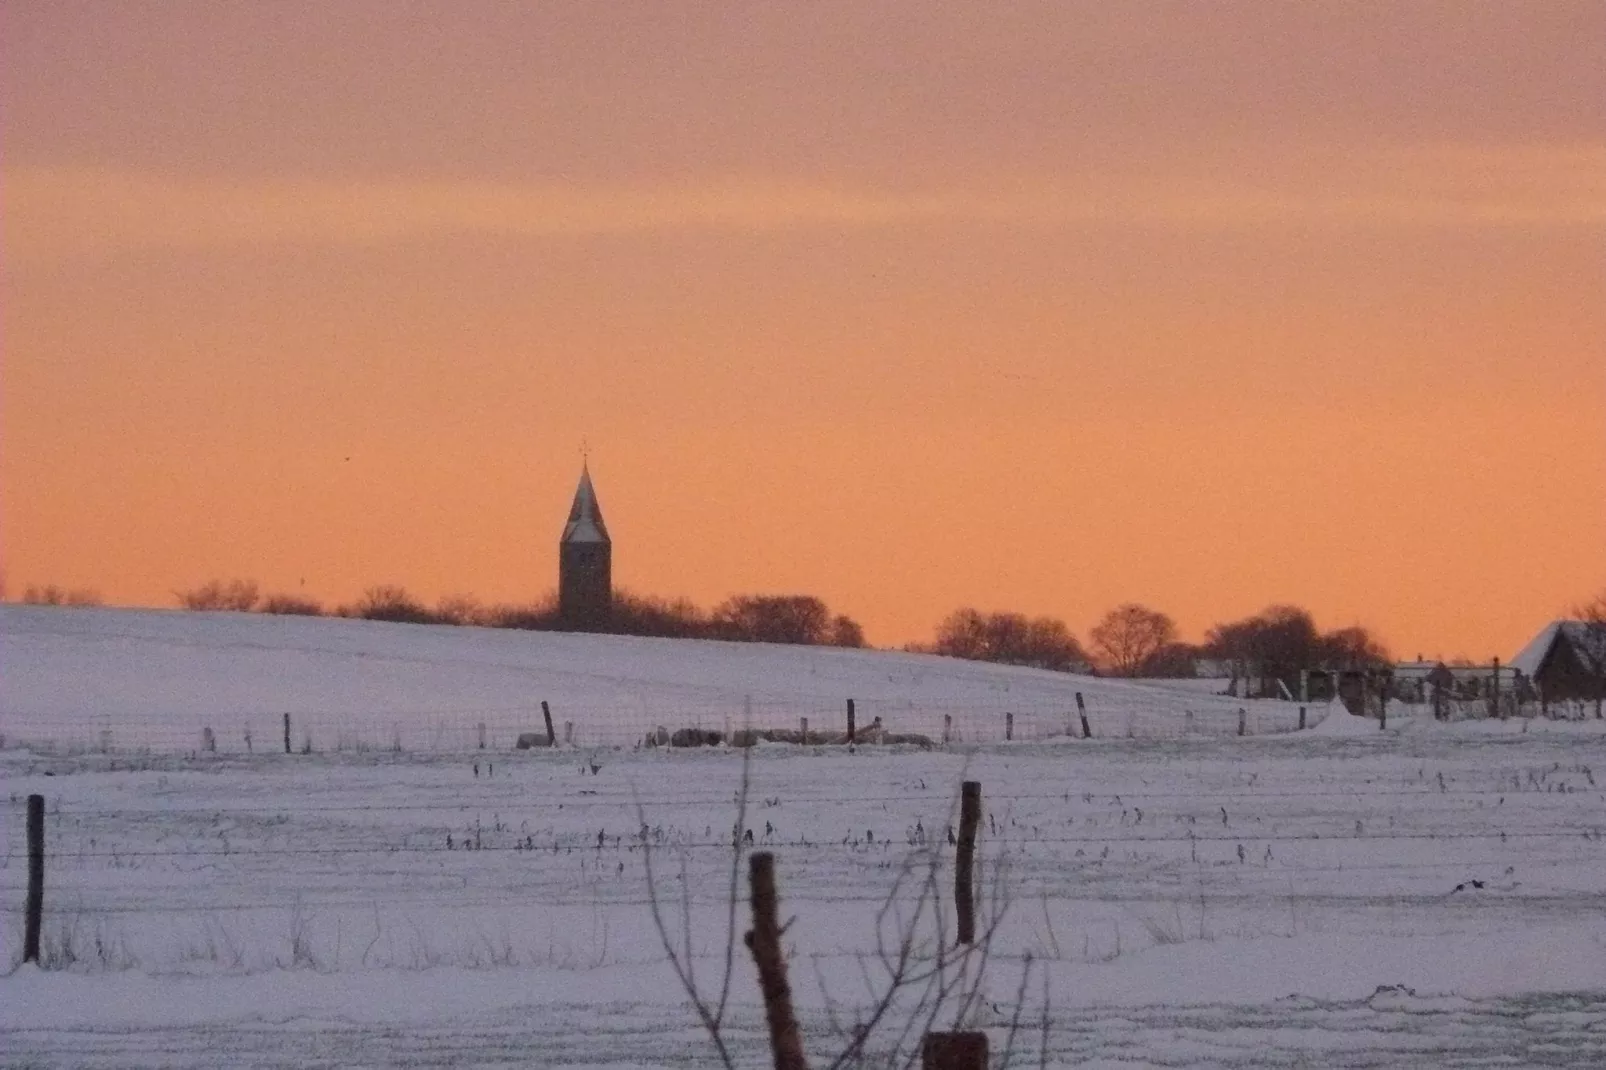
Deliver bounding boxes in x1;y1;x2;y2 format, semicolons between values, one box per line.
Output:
201;726;215;753
1237;708;1247;737
477;722;486;750
943;714;953;745
1299;706;1307;731
542;702;556;746
747;852;807;1070
846;698;856;744
799;717;808;743
564;721;574;746
1005;712;1013;742
922;1032;988;1070
283;713;291;755
956;780;981;945
24;794;44;965
1075;692;1092;739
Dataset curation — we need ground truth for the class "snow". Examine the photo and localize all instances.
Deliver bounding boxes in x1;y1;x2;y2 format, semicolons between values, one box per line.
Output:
4;606;1606;1067
0;605;1314;752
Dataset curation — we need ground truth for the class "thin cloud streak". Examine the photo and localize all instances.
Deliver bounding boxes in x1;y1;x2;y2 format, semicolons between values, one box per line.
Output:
7;144;1603;261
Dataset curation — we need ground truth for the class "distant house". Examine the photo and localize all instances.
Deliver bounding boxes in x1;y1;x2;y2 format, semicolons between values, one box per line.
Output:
1393;660;1458;717
1510;621;1606;715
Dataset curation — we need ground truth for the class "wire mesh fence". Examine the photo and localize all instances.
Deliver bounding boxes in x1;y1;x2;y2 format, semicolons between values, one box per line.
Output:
0;691;1328;757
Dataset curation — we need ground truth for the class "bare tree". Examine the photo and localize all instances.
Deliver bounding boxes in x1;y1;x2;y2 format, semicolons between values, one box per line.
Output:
1571;591;1606;716
714;595;836;645
1090;604;1177;676
1204;605;1389;696
933;609;1086;672
640;757;1030;1069
828;614;866;648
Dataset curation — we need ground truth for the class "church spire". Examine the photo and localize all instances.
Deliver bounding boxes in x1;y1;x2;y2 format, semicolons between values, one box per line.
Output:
561;463;610;544
558;462;613;627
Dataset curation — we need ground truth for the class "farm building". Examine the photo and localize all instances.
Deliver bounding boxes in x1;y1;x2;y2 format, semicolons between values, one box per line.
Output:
1510;620;1606;715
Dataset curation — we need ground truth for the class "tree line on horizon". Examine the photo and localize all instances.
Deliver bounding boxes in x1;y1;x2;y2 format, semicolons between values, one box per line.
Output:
162;578;1393;688
20;575;1604;690
169;579;868;648
913;603;1393;693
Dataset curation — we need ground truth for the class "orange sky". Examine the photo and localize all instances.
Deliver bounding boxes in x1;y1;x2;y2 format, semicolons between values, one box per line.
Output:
4;2;1603;659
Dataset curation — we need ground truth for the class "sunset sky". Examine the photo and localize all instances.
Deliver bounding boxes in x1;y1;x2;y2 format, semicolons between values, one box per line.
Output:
4;2;1603;659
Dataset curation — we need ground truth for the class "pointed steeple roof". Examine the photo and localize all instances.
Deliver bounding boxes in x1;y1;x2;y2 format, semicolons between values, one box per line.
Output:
561;464;610;544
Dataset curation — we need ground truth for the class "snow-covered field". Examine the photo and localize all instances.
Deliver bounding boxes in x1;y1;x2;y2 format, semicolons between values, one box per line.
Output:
5;607;1606;1068
0;606;1311;751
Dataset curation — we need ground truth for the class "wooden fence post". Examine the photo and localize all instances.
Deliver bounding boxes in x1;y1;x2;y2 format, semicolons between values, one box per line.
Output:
542;701;556;746
25;794;44;965
800;717;809;743
283;713;292;755
943;714;952;745
747;852;808;1070
477;721;487;750
846;698;856;744
1075;692;1092;739
923;1032;988;1070
1298;705;1307;730
956;781;981;945
1237;708;1246;737
1005;712;1013;742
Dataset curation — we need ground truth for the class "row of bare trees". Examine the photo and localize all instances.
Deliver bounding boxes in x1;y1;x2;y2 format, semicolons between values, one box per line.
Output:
914;602;1393;686
170;580;867;648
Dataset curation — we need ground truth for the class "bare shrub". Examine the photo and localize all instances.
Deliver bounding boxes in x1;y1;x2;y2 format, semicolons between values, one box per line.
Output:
176;579;260;612
343;585;437;624
259;593;324;616
482;592;560;630
640;758;1028;1069
22;585;103;607
434;593;486;626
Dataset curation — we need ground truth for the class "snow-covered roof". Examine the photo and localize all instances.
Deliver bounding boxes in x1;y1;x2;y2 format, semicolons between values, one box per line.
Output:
560;466;610;544
1510;620;1606;677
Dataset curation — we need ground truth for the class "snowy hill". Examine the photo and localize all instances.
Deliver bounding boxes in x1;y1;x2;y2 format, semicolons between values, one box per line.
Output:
0;605;1309;751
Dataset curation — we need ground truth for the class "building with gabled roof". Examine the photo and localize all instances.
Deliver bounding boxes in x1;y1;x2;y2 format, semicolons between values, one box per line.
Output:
559;464;612;628
1511;620;1606;714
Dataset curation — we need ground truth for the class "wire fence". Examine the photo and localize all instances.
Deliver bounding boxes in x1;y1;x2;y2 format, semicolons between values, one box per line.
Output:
7;740;1604;983
0;693;1330;757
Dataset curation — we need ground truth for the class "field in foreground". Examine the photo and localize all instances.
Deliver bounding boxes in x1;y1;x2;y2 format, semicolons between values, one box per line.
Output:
5;722;1606;1068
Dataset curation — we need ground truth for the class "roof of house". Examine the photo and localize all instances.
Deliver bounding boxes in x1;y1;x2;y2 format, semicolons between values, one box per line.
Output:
561;465;610;544
1511;620;1606;677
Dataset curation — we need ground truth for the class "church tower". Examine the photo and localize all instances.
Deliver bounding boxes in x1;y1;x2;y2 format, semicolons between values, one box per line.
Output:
558;464;612;628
